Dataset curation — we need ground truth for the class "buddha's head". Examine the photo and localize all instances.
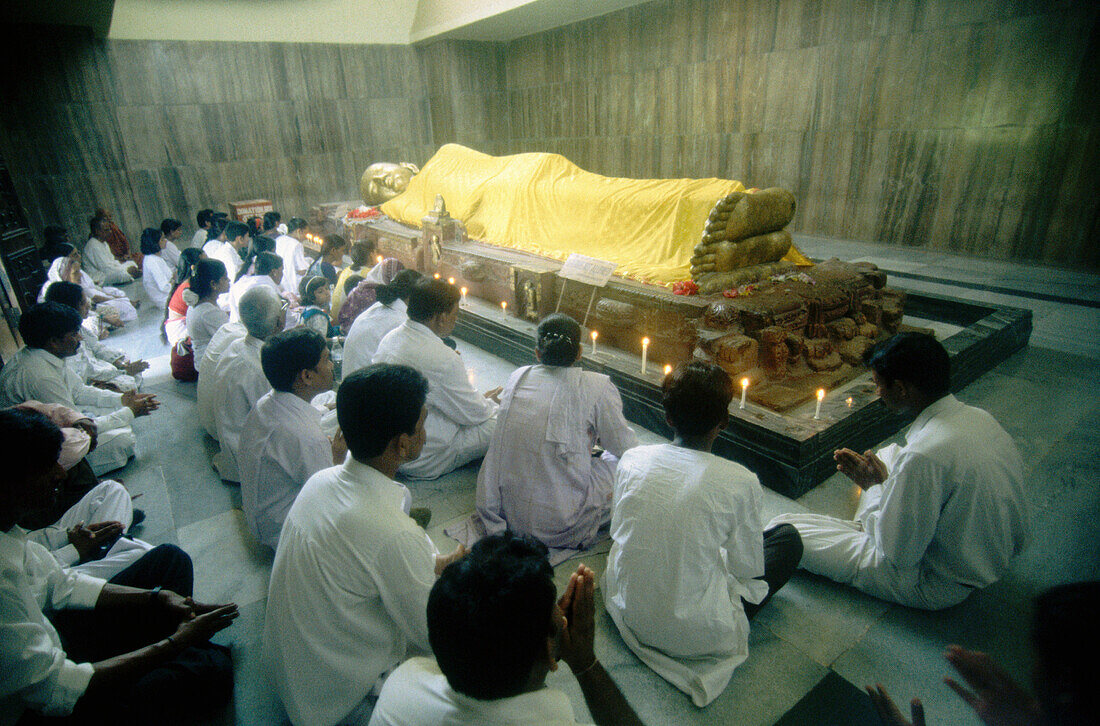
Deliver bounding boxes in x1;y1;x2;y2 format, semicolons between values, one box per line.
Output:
361;162;420;205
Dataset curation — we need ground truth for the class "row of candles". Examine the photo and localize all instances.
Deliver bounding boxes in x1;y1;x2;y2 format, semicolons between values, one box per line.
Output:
427;275;846;420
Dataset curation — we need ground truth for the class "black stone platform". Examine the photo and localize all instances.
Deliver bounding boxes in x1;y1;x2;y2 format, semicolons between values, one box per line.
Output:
454;292;1032;498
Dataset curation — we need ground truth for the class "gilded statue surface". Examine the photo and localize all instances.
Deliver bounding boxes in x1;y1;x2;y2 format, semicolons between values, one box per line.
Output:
360;162;420;206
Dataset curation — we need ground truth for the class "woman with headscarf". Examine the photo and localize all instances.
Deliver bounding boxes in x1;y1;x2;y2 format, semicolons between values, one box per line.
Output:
39;246;138;328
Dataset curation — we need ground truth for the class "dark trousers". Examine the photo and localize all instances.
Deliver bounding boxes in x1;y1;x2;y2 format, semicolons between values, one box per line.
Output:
743;523;804;620
37;545;233;724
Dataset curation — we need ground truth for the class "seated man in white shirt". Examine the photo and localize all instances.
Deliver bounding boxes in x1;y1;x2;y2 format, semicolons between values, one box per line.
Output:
239;327;345;550
263;364;465;726
603;361;803;707
82;215;138;287
371;533;644;726
343;269;423;377
0;407;239;724
208;286;284;482
210;220;249;284
373;279;501;480
191;208;215;249
768;333;1030;610
0;303;159;475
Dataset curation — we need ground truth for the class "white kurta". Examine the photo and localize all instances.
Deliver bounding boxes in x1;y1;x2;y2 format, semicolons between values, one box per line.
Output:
189;228;208;249
0;347;136;475
212;242;242;282
0;529;105;724
343;299;406;377
66;327;137;391
26;480;153;580
186;301;229;366
208;336;270;482
81;237;132;286
603;444;768;707
162;239;181;269
239;391;333;550
275;234;309;296
263;459;436;726
141;252;174;309
769;394;1029;610
370;657;585;726
196;321;246;439
477;365;638;550
227;275;279;323
373;321;499;480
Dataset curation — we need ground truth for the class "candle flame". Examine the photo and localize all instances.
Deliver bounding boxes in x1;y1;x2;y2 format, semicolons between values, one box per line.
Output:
642;337;650;346
433;273;440;279
590;330;598;340
448;277;455;285
376;255;383;264
741;377;749;389
501;301;507;309
846;396;854;407
663;364;672;375
460;286;467;296
817;388;825;400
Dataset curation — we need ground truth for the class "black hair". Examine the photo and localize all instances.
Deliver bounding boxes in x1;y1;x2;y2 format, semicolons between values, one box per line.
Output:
224;220;250;241
536;313;581;367
160;218;182;236
319;233;347;259
0;408;64;487
407;278;460;323
247;216;263;237
1032;581;1100;725
139;227;162;256
43;281;85;312
662;360;733;437
162;248;206;340
863;332;951;399
19;302;83;349
262;211;281;232
428;532;556;700
299;275;328;306
253;251;283;278
261;327;327;393
196;209;215;229
88;214;108;238
343;274;364;296
41;225;70;261
209;216;229;241
376;269;423;306
349;240;377;267
337;364;428;460
190;258;228;298
235;236;278;281
287;217;308;233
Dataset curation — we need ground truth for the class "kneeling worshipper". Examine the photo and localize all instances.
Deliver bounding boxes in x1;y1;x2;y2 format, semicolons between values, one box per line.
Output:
186;259;231;372
207;286;284;483
330;240;377;321
373;278;501;480
82;214;139;287
40;245;138;327
239;328;344;550
158;218;183;268
338;258;408;337
274;217;310;297
0;408;239;724
263;365;465;726
44;282;147;393
603;361;803;707
228;250;284;323
163;248;206;382
476;313;637;553
0;303;158;475
768;333;1029;610
370;533;645;726
139;227;175;309
342;268;421;375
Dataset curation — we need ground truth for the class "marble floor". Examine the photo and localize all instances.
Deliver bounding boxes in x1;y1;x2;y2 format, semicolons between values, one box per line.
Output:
97;240;1098;726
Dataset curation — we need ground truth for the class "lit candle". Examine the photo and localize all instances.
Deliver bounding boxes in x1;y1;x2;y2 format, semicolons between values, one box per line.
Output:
590;330;598;355
740;377;749;409
433;273;440;280
448;277;455;285
814;388;825;419
376;254;384;265
846;396;854;409
663;364;672;376
460;286;468;305
640;337;649;374
501;301;507;318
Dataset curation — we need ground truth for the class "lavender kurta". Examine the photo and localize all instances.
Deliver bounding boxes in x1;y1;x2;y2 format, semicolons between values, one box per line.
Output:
476;365;637;550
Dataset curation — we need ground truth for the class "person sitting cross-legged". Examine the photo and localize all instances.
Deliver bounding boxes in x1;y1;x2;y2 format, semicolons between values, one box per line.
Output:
239;328;346;551
768;333;1029;611
603;360;803;707
0;407;238;724
370;532;644;726
372;278;501;480
477;313;638;552
208;285;285;483
263;364;464;726
0;302;158;476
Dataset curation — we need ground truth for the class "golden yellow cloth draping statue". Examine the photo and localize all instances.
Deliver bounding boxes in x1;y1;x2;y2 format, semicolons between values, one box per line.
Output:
381;144;809;286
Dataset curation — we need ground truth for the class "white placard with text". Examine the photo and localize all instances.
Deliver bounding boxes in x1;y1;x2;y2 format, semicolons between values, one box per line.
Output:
558;253;617;287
